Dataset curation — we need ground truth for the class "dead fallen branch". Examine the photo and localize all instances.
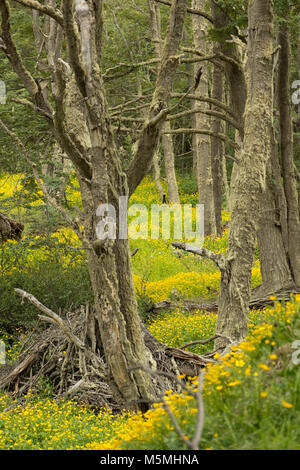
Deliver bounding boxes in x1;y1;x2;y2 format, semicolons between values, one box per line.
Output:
179;335;229;350
152;288;300;314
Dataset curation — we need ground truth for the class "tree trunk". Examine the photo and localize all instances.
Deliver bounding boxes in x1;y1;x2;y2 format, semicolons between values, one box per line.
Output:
148;0;180;204
192;0;215;235
63;0;188;408
215;0;274;348
277;23;300;286
210;0;294;294
257;154;293;293
161;123;180;204
153;149;165;202
210;46;224;235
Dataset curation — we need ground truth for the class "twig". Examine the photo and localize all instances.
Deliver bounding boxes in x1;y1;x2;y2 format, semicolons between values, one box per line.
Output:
130;364;205;450
180;335;224;349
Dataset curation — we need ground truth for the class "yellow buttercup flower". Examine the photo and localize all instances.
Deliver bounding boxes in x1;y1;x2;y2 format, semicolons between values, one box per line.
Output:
282;400;293;409
258;364;270;371
269;354;277;360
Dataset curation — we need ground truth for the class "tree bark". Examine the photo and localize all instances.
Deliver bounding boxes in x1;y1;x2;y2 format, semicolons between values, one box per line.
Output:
215;0;274;347
210;43;224;236
63;0;188;408
257;154;293;293
192;0;215;235
277;23;300;286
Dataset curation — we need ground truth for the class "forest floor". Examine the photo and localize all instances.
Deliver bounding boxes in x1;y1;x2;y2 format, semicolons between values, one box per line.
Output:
0;174;300;450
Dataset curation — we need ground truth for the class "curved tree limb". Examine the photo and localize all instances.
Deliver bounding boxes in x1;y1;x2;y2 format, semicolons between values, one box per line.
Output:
14;289;85;350
163;128;239;149
14;0;64;26
0;0;53;119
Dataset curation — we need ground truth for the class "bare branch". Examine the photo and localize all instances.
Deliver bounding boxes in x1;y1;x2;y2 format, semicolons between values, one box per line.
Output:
14;289;85;350
172;241;226;271
182;47;243;71
180;335;225;350
163;128;239;149
11;97;53;120
127;0;189;196
62;0;87;99
171;92;238;120
161;397;193;448
167;107;242;132
0;0;53;118
154;0;213;23
191;371;205;450
0;118;84;237
14;0;64;26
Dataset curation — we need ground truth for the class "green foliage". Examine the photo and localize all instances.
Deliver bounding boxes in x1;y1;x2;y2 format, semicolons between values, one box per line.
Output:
0;243;92;332
207;0;248;45
178;173;198;195
136;292;155;324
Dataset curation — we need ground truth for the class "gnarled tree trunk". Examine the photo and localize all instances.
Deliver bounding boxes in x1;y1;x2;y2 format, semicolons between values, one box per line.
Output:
215;0;274;347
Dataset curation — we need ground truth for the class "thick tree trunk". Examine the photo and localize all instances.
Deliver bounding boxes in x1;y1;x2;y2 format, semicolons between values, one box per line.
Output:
87;237;156;408
64;77;156;408
192;0;215;235
62;0;188;408
277;23;300;286
297;39;300;217
215;0;274;348
257;155;293;293
210;0;294;293
210;0;246;223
